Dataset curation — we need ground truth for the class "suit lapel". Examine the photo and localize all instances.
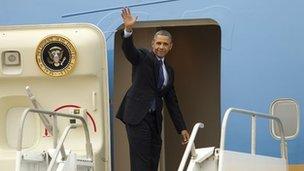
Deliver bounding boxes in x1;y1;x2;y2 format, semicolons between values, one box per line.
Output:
149;52;159;89
164;60;172;86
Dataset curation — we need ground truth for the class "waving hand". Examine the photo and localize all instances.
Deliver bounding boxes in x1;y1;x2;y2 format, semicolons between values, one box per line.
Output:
121;7;138;32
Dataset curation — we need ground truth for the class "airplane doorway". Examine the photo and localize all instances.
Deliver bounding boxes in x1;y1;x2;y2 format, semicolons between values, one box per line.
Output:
113;19;221;171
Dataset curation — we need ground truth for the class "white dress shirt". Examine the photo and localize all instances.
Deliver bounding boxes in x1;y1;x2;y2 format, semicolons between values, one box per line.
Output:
156;57;168;87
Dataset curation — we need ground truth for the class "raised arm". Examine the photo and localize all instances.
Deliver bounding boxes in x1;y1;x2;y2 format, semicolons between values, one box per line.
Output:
120;7;142;65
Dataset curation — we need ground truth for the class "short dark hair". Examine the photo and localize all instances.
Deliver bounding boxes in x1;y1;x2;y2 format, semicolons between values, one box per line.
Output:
153;30;172;41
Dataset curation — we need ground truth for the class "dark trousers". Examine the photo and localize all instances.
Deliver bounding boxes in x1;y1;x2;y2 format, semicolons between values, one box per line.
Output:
126;111;162;171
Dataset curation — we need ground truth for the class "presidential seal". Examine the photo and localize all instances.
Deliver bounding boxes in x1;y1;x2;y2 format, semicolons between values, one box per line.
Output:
36;35;77;77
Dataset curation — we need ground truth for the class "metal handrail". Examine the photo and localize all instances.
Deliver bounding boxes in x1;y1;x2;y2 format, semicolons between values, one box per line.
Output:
219;108;287;159
178;122;204;171
15;108;94;171
25;86;54;136
47;124;78;171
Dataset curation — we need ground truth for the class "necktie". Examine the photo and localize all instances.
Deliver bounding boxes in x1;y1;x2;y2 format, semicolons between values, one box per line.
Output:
157;60;164;90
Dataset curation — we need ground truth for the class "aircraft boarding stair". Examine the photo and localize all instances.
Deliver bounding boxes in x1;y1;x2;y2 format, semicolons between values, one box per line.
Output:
179;99;299;171
15;87;94;171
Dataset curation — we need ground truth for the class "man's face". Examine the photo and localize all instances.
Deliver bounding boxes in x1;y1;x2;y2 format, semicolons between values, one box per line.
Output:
151;35;173;58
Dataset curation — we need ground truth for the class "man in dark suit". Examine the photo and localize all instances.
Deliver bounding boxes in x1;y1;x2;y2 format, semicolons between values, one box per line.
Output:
116;7;190;171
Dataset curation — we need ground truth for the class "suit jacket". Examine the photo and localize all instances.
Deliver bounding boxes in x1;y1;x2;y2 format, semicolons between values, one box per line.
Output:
116;33;186;134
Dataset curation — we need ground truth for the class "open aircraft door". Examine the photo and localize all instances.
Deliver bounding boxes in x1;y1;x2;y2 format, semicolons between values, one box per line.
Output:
0;23;111;171
113;19;221;171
